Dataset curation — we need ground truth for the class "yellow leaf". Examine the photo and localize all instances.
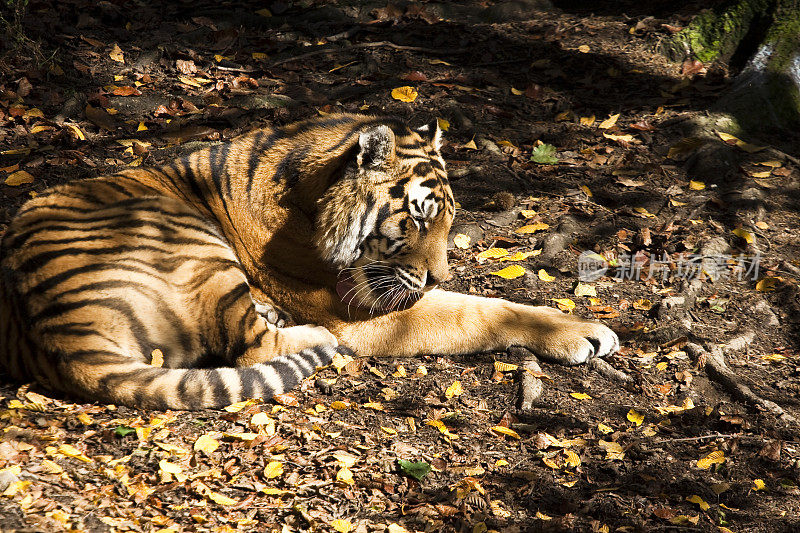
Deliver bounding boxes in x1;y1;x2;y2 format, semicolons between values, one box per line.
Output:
453;233;471;249
757;160;782;167
626;409;644;426
109;44;124;63
578;44;591;53
516;222;550;233
687;494;710;510
150;349;164;367
387;524;410;533
716;130;765;152
65;123;86;141
331;351;354;373
252;52;268;60
416;365;428;376
391;86;418;102
535;511;552;520
207;491;237;506
603;132;635;142
5;170;34;186
597;423;613;434
159;459;182;475
330;400;349;410
538;269;555;282
495;459;509;467
250;412;272;426
563;450;581;467
491;265;525;279
755;277;779;292
552;298;575;312
58;444;92;463
136;122;148;132
750;170;772;178
656;361;668;372
755;221;769;230
761;353;787;363
445;380;463;398
337;467;354;485
491;426;521;439
224;399;255;412
580;185;593;197
570;392;592;400
263;461;284;479
599;440;625;460
494;361;519;372
381;426;397;435
689;180;705;190
437;117;449;131
670;198;687;207
332;450;358;468
732;228;754;244
580;115;596;126
256;8;272;16
633;299;652;311
463;138;478;150
520;209;537;218
331;519;354;533
752;478;766;491
476;248;509;260
633;207;655;217
363;401;384;411
696;450;725;469
426;419;458;439
599;113;620;129
393;365;407;377
194;434;220;454
511;87;524;95
223;432;258;441
40;459;63;475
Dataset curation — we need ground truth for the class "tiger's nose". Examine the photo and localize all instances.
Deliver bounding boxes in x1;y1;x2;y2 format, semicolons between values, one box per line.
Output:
425;270;451;287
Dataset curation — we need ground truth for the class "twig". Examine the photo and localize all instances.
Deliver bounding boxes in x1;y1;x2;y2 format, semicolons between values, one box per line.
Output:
652;433;745;444
213;65;258;73
268;41;462;68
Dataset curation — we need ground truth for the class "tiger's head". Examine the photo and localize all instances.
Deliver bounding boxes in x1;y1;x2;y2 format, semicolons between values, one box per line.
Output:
314;119;454;313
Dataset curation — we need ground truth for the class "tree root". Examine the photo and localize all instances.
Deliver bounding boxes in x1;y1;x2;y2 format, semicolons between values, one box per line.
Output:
686;342;796;423
588;357;634;385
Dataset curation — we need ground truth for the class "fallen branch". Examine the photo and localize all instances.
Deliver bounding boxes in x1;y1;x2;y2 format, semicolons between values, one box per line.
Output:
686;342;795;423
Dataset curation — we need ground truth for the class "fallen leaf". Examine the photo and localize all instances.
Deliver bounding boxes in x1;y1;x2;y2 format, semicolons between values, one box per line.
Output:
150;349;164;367
109;44;124;63
580;185;593;197
437;118;449;131
552;298;576;312
752;478;766;491
5;170;34;186
689;180;705;190
331;519;354;533
516;222;550;234
337;467;354;485
632;299;652;311
263;461;283;479
603;132;635;142
755;277;779;292
490;426;521;440
578;44;591;53
686;495;710;510
391;86;418;102
530;143;558;164
570;392;592;400
574;282;597;297
476;248;509;260
538;269;555;282
696;450;725;469
462;138;478;150
732;227;754;244
599;113;620;129
194;434;220;454
500;250;540;262
445;381;463;398
626;409;644;426
453;233;471;249
398;459;431;481
491;265;525;279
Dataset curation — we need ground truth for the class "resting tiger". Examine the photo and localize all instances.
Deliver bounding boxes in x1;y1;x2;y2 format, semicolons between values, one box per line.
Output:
0;114;618;409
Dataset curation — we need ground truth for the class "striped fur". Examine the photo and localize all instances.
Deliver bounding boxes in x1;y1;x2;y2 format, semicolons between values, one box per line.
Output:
0;114;446;409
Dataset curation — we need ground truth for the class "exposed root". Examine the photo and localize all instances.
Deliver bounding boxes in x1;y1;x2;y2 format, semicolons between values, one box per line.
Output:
686;342;796;423
588;357;634;385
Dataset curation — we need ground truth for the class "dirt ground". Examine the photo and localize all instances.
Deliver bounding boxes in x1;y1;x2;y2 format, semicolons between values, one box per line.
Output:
1;1;800;532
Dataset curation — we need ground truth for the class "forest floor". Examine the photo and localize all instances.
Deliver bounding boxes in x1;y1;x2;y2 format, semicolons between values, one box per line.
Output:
1;1;800;532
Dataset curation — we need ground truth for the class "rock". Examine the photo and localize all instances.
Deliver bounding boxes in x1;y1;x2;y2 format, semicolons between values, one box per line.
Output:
0;470;19;492
448;223;484;248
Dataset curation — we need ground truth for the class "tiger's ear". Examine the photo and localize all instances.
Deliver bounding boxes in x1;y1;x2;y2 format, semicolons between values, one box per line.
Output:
416;120;442;151
357;125;395;169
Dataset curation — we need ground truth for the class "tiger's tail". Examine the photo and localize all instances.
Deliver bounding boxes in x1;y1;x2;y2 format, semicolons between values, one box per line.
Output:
58;345;336;410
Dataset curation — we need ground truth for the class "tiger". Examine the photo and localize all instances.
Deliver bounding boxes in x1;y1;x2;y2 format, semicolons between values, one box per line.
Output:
0;113;619;410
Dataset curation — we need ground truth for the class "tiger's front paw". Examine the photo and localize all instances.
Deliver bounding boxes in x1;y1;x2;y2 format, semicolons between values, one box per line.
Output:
254;298;294;327
532;308;619;365
277;324;338;355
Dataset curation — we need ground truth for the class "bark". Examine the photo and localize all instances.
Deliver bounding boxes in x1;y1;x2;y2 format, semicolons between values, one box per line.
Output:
665;0;800;132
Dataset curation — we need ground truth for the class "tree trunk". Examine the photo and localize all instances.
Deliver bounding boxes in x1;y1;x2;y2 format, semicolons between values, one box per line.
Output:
665;0;800;133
